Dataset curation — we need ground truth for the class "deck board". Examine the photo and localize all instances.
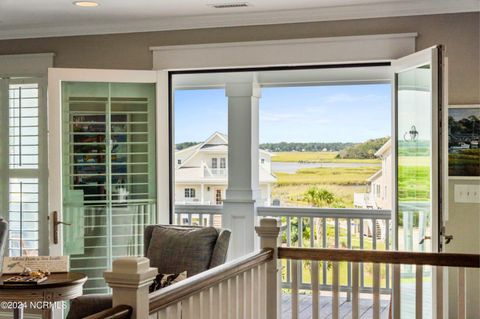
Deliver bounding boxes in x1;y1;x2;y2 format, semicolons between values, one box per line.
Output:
282;282;431;318
281;293;390;319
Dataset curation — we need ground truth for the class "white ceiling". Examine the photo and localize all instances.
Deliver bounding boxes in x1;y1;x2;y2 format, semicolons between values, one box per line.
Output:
0;0;478;40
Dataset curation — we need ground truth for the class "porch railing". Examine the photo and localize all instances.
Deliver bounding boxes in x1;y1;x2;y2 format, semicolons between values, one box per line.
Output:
95;218;480;319
174;204;392;295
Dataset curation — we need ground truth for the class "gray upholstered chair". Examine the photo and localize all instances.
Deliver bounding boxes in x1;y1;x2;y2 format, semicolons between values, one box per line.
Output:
67;225;230;319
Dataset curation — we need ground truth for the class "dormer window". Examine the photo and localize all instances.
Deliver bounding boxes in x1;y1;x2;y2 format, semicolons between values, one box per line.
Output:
220;158;226;168
212;158;218;168
177;159;182;165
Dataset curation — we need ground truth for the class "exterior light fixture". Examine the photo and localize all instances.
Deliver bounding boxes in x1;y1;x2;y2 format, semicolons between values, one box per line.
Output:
404;125;419;142
73;1;99;7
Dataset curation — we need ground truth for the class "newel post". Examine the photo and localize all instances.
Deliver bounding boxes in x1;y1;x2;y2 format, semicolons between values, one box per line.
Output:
256;218;282;319
104;257;158;319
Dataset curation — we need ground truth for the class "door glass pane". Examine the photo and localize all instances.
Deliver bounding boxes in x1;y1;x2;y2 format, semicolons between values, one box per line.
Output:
62;82;156;294
396;64;432;319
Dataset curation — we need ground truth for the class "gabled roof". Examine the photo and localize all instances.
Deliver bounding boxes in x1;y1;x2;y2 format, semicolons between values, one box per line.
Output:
177;131;273;168
177;131;227;169
375;139;391;157
367;169;382;183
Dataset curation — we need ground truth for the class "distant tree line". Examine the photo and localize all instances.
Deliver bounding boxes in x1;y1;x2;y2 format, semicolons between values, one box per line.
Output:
176;137;391;159
336;137;390;159
259;142;354;152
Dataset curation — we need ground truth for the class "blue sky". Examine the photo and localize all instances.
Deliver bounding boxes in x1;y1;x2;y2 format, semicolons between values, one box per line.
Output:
174;84;391;144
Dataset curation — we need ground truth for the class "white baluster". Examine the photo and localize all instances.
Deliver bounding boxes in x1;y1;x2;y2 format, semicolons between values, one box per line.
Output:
259;264;267;319
252;267;260;318
229;277;238;319
458;267;466;319
415;265;423;319
245;266;253;318
352;262;359;319
434;266;444;319
220;281;229;319
332;261;340;319
238;273;245;319
212;284;221;319
201;288;212;319
192;294;202;319
312;260;320;319
392;264;401;319
182;297;193;319
373;263;380;319
292;259;299;319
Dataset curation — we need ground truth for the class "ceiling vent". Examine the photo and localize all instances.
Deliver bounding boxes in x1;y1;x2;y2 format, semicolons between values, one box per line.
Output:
209;2;250;9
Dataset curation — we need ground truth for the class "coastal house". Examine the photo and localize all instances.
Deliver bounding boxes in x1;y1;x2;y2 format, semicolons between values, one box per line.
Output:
175;132;276;206
354;139;392;210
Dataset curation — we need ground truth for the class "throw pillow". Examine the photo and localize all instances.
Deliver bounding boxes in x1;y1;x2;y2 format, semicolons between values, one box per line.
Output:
149;271;187;292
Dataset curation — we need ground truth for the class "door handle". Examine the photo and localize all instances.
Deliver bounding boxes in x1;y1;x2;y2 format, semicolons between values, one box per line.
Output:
444;235;454;244
419;235;431;245
52;211;71;245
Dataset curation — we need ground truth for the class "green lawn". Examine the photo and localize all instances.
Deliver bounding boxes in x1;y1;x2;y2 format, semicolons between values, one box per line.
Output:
272;151;380;164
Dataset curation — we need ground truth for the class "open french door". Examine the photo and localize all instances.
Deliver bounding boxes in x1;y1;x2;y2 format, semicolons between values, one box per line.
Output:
47;68;169;299
392;46;444;318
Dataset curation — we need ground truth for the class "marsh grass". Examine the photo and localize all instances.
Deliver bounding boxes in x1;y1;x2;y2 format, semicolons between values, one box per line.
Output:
272;151;381;164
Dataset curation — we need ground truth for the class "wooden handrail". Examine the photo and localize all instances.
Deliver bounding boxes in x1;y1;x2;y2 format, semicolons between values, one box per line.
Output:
84;305;132;319
278;247;480;268
149;248;273;314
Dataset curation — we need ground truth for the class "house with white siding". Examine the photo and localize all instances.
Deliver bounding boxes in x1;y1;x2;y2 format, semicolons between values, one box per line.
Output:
175;132;276;205
354;139;392;210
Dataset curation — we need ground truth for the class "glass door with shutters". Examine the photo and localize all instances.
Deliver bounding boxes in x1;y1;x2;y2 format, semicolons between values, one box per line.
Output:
61;81;156;294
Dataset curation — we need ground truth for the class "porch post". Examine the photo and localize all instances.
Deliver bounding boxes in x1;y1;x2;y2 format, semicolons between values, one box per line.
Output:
104;257;158;319
256;218;282;319
223;77;261;259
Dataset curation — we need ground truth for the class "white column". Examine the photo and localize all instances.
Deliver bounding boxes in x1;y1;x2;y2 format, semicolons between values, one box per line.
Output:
104;257;158;319
223;77;261;259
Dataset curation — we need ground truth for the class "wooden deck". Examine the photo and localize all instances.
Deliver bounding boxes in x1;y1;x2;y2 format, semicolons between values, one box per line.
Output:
281;281;432;318
281;293;391;319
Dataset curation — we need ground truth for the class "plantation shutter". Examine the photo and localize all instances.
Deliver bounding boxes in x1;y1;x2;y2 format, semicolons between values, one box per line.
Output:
62;82;157;293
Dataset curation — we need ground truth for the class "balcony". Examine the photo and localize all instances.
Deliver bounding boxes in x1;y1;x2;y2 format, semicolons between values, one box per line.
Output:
91;217;480;319
174;204;393;318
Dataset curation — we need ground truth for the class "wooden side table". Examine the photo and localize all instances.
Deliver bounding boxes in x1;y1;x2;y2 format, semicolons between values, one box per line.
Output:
0;272;87;319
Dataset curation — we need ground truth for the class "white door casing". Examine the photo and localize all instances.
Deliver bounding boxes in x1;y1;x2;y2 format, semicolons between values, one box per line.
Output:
47;68;169;256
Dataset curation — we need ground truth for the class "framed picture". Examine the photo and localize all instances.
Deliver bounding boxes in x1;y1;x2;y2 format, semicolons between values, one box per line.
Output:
448;105;480;178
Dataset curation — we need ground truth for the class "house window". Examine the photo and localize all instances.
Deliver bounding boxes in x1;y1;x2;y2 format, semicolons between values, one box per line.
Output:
261;158;265;164
185;188;196;198
215;189;222;205
376;184;381;198
177;159;181;165
220;158;226;169
211;158;218;168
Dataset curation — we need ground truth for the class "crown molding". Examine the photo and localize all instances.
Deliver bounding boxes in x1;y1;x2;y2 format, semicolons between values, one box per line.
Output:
0;0;478;40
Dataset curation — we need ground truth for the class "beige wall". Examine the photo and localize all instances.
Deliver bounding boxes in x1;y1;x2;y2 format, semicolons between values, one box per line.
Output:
0;11;478;316
0;12;478;103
